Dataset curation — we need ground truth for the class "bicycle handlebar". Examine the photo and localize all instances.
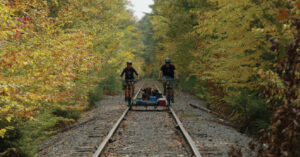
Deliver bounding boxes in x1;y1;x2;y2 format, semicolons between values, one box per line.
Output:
158;78;176;81
123;79;137;82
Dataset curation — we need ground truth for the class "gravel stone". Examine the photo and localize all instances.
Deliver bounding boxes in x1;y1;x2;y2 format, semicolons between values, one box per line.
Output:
169;88;255;157
102;110;190;157
38;81;255;157
37;81;144;157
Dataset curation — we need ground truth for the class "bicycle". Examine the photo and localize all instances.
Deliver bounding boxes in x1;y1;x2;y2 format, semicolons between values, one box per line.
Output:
124;79;136;106
160;78;175;107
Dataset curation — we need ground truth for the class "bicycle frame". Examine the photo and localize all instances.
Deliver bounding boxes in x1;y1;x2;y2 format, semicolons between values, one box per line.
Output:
125;79;135;105
165;81;172;106
161;78;174;106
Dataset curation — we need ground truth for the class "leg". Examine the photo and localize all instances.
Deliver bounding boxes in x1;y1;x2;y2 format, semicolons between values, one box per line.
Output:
170;88;174;103
132;83;135;96
167;86;171;106
125;81;129;101
163;81;167;95
130;85;133;98
170;79;175;103
128;86;132;105
125;86;128;101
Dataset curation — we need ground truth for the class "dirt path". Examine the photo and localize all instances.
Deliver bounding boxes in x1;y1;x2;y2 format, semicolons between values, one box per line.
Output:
38;81;253;157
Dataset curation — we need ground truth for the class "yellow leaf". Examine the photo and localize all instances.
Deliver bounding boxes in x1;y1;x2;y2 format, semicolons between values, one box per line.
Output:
0;129;7;138
6;117;11;122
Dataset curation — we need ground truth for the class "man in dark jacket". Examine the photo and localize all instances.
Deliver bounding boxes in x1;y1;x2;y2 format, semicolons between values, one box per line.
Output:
158;58;178;103
120;60;139;101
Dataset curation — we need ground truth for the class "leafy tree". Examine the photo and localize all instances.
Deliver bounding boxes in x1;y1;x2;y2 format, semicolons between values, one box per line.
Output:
139;14;158;76
151;0;299;156
0;0;144;155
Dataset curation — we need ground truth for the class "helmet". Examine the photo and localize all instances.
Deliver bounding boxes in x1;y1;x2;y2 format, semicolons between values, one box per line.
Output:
127;60;132;65
165;58;171;63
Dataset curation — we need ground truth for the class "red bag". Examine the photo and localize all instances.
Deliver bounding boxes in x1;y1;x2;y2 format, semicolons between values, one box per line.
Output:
158;98;167;106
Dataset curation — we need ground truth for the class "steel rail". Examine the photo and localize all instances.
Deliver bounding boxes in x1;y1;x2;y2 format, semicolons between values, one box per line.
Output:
93;81;145;157
93;81;201;157
155;84;202;157
169;107;202;157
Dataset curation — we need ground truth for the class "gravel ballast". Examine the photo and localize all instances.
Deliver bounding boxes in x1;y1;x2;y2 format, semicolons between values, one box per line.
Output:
102;110;190;157
169;89;254;157
38;81;254;157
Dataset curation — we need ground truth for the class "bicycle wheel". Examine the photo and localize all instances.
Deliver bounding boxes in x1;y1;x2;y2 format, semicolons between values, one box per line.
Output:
125;85;130;102
166;88;171;107
128;85;132;106
132;86;134;97
128;97;131;106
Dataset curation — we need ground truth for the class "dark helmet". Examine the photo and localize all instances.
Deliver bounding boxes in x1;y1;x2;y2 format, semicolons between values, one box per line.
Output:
127;60;132;65
165;58;171;63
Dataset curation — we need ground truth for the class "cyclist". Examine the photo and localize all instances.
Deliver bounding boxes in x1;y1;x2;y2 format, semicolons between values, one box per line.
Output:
158;58;178;103
120;60;139;101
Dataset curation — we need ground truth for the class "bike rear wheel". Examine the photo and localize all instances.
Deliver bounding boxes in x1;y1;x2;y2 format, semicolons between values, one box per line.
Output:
166;87;171;106
167;95;171;106
128;97;131;106
127;85;133;106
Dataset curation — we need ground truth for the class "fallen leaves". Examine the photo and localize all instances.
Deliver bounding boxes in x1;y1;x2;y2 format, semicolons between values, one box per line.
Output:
277;10;290;21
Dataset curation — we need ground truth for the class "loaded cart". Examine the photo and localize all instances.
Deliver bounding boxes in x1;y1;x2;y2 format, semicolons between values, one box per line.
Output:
130;88;168;107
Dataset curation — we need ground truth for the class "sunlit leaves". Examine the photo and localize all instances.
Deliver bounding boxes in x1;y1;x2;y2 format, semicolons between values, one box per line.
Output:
0;129;7;138
151;0;299;155
0;0;143;139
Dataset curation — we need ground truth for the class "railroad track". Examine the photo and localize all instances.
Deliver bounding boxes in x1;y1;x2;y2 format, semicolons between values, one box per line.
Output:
92;82;202;157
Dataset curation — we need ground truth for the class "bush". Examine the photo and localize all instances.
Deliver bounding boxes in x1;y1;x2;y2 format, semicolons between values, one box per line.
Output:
177;75;209;101
17;109;66;157
0;118;21;154
52;107;81;120
88;85;103;108
177;75;197;92
0;107;80;157
88;70;122;108
224;89;272;134
99;73;122;95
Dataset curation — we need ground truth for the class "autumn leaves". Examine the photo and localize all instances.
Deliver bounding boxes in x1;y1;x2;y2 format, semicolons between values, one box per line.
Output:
0;0;143;141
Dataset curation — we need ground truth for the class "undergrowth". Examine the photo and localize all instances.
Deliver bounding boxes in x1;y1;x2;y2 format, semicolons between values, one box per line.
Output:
176;75;272;136
0;106;79;157
88;71;122;108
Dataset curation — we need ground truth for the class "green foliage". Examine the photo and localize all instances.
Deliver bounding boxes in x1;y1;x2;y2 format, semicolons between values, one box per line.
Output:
138;15;158;77
88;65;123;108
224;89;271;133
0;109;67;157
18;109;65;157
150;0;299;156
52;107;81;120
99;67;123;95
88;86;103;108
0;0;145;155
150;1;299;155
99;75;122;95
0;118;21;153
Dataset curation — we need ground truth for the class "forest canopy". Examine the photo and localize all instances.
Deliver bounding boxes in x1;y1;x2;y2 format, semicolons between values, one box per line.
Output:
0;0;299;156
0;0;144;155
148;0;299;156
